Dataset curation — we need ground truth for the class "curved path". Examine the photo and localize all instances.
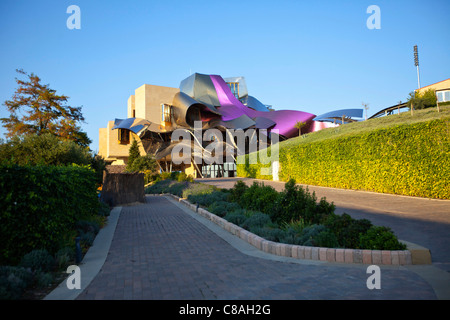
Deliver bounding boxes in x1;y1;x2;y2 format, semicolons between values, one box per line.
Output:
46;194;449;300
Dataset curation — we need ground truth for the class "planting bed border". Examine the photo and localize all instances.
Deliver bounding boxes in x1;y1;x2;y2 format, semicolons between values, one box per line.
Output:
152;194;432;265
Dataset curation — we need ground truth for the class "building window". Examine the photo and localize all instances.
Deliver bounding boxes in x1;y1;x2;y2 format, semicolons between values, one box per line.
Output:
227;82;239;99
118;128;130;145
436;90;450;102
161;103;173;123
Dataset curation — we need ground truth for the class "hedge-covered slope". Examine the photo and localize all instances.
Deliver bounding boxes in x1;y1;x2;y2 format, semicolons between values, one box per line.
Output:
238;117;450;199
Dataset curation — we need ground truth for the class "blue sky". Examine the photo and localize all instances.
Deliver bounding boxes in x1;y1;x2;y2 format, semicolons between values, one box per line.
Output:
1;0;449;152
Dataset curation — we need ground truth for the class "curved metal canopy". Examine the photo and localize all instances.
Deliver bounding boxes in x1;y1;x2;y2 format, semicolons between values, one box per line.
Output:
112;118;151;134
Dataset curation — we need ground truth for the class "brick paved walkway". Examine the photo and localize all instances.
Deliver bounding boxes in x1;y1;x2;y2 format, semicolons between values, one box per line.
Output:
76;196;437;300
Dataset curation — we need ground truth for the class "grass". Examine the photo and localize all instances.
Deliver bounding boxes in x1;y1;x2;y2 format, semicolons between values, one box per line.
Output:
280;105;450;149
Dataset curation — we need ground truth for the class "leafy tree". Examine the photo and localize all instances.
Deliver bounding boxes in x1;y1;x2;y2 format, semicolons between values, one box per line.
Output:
1;69;91;147
128;154;157;173
0;133;91;166
406;89;437;110
0;133;105;185
126;138;141;171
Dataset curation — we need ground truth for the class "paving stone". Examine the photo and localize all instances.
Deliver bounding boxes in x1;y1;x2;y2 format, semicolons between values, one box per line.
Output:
75;196;437;300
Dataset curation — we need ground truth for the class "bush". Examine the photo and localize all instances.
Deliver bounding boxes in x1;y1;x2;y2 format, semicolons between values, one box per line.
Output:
0;133;92;167
229;180;248;203
359;226;407;250
177;172;194;182
238;181;279;214
19;249;55;273
241;212;272;231
183;183;218;199
224;210;248;226
55;247;75;271
252;227;286;242
186;190;228;207
324;213;373;248
0;266;34;300
271;179;335;225
298;224;328;246
314;230;340;248
35;271;54;288
0;163;100;265
207;201;241;218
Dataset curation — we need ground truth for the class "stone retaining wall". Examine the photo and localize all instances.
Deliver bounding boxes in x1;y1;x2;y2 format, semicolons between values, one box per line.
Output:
155;194;432;265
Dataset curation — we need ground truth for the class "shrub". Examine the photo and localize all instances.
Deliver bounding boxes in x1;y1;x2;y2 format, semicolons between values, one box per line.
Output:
238;181;279;214
241;212;272;231
207;201;241;218
177;172;194;182
0;133;92;167
298;224;328;246
183;183;218;199
359;226;407;250
252;227;286;242
314;230;340;248
272;179;335;225
324;213;373;248
224;210;248;226
0;266;34;300
35;272;54;289
76;220;100;236
187;190;228;207
229;180;249;203
19;249;55;273
0;163;99;265
55;247;75;271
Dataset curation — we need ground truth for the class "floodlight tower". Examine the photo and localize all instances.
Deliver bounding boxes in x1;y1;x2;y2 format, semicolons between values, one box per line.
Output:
414;45;421;89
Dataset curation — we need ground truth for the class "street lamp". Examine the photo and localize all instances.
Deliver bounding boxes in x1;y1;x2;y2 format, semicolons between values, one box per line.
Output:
414;45;421;89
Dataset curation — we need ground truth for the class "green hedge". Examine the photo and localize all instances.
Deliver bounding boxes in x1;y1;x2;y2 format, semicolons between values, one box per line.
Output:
238;118;450;199
0;164;100;265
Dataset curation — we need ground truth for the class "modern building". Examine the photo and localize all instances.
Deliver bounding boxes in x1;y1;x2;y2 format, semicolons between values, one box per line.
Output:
98;73;335;178
415;78;450;99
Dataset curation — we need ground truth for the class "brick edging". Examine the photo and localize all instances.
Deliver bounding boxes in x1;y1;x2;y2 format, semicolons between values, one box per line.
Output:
153;194;432;265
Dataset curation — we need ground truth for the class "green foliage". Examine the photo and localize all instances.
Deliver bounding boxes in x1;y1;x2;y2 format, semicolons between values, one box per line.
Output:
224;210;248;226
228;180;248;203
241;212;272;231
359;226;407;250
324;213;373;249
238;118;450;199
0;133;92;166
0;266;34;300
407;89;437;110
177;172;194;182
19;249;55;273
0;163;100;265
208;201;241;218
271;179;335;225
1;69;91;147
126;138;142;171
237;181;279;214
55;247;75;271
182;183;218;199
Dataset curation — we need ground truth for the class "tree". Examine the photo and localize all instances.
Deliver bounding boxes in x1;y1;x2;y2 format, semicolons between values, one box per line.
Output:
1;69;91;147
406;89;437;111
126;138;141;171
294;121;307;136
0;133;92;166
